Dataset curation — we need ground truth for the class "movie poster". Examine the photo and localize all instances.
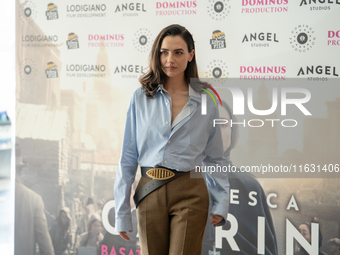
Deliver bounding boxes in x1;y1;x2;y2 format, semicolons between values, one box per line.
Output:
15;0;340;254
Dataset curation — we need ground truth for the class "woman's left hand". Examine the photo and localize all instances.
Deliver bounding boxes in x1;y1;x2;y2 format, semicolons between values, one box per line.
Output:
210;213;223;226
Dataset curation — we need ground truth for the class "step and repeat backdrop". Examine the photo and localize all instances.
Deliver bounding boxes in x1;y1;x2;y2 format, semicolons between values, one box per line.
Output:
15;0;340;254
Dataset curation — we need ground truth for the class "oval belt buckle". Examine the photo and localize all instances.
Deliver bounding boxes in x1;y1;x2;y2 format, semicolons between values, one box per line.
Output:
146;168;175;180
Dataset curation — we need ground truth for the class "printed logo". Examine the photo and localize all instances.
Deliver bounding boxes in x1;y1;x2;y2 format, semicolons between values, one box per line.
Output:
65;64;107;78
67;33;80;49
24;65;32;75
19;59;37;81
241;0;288;14
289;25;316;52
133;28;153;53
19;1;37;22
210;30;226;49
205;60;229;80
240;66;286;80
45;62;58;79
156;1;197;16
66;4;107;18
46;3;59;20
207;0;231;20
327;30;340;46
115;2;147;16
297;65;338;81
299;0;339;11
21;35;59;48
113;64;146;78
88;34;124;48
242;32;279;47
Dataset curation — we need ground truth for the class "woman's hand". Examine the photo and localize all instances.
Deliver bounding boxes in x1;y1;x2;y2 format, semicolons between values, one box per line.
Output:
119;230;133;241
210;213;223;226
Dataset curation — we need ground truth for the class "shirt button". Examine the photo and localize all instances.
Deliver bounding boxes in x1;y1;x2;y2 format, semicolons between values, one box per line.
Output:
164;160;167;163
166;121;169;125
166;102;168;105
168;140;171;144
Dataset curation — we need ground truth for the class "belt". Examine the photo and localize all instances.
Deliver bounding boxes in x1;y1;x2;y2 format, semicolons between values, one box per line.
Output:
133;167;189;208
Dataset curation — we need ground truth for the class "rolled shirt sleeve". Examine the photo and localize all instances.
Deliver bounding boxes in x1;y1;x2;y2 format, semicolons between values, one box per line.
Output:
114;92;139;232
203;105;230;226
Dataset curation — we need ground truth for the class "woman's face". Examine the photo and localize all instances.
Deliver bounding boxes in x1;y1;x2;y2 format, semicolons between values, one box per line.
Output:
298;224;311;243
60;211;69;226
218;105;232;152
160;35;194;80
91;220;101;236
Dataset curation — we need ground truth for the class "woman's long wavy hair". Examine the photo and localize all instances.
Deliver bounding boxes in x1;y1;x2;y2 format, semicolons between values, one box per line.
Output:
139;24;200;98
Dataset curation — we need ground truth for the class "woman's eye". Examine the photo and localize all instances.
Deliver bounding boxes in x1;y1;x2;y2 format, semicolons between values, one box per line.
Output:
176;51;183;55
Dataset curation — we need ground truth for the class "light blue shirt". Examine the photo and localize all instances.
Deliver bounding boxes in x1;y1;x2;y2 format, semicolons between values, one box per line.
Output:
114;84;229;232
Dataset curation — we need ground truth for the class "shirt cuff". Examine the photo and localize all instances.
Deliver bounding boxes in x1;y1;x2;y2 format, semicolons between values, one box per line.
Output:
211;202;229;227
115;215;133;233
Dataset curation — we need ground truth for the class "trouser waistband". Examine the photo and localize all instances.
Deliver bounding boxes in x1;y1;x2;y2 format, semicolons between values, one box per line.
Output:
141;166;191;179
134;167;194;208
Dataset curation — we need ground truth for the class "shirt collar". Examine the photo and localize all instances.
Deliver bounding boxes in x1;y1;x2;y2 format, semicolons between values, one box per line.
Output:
157;84;201;100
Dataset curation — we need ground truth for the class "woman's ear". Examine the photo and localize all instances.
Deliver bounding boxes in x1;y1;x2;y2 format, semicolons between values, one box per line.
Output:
188;49;195;62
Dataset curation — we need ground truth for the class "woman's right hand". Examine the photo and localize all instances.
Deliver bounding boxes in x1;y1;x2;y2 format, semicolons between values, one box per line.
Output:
119;230;133;241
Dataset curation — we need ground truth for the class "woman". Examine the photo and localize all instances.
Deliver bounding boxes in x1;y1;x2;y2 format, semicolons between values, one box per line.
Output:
202;101;278;255
79;213;103;248
49;207;72;255
114;24;229;255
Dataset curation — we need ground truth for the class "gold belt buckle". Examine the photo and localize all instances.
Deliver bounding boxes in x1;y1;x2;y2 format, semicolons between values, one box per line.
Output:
146;167;175;180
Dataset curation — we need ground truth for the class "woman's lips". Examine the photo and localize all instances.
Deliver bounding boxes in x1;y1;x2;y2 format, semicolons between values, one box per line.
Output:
166;66;176;70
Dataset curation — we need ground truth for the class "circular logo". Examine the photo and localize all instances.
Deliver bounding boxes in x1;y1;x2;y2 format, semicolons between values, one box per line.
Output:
214;1;224;13
20;59;37;81
24;65;32;75
24;7;32;17
297;32;308;45
19;1;37;22
207;0;231;20
212;67;222;78
134;28;153;53
289;25;316;53
139;35;147;46
203;60;229;83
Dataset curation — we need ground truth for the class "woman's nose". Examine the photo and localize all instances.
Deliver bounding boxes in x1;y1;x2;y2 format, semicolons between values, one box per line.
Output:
166;53;174;63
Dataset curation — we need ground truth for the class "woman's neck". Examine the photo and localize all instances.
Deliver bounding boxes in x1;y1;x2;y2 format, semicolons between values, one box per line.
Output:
163;75;188;93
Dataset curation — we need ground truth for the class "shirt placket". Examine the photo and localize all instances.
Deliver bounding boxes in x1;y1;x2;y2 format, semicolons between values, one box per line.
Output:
161;89;172;165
